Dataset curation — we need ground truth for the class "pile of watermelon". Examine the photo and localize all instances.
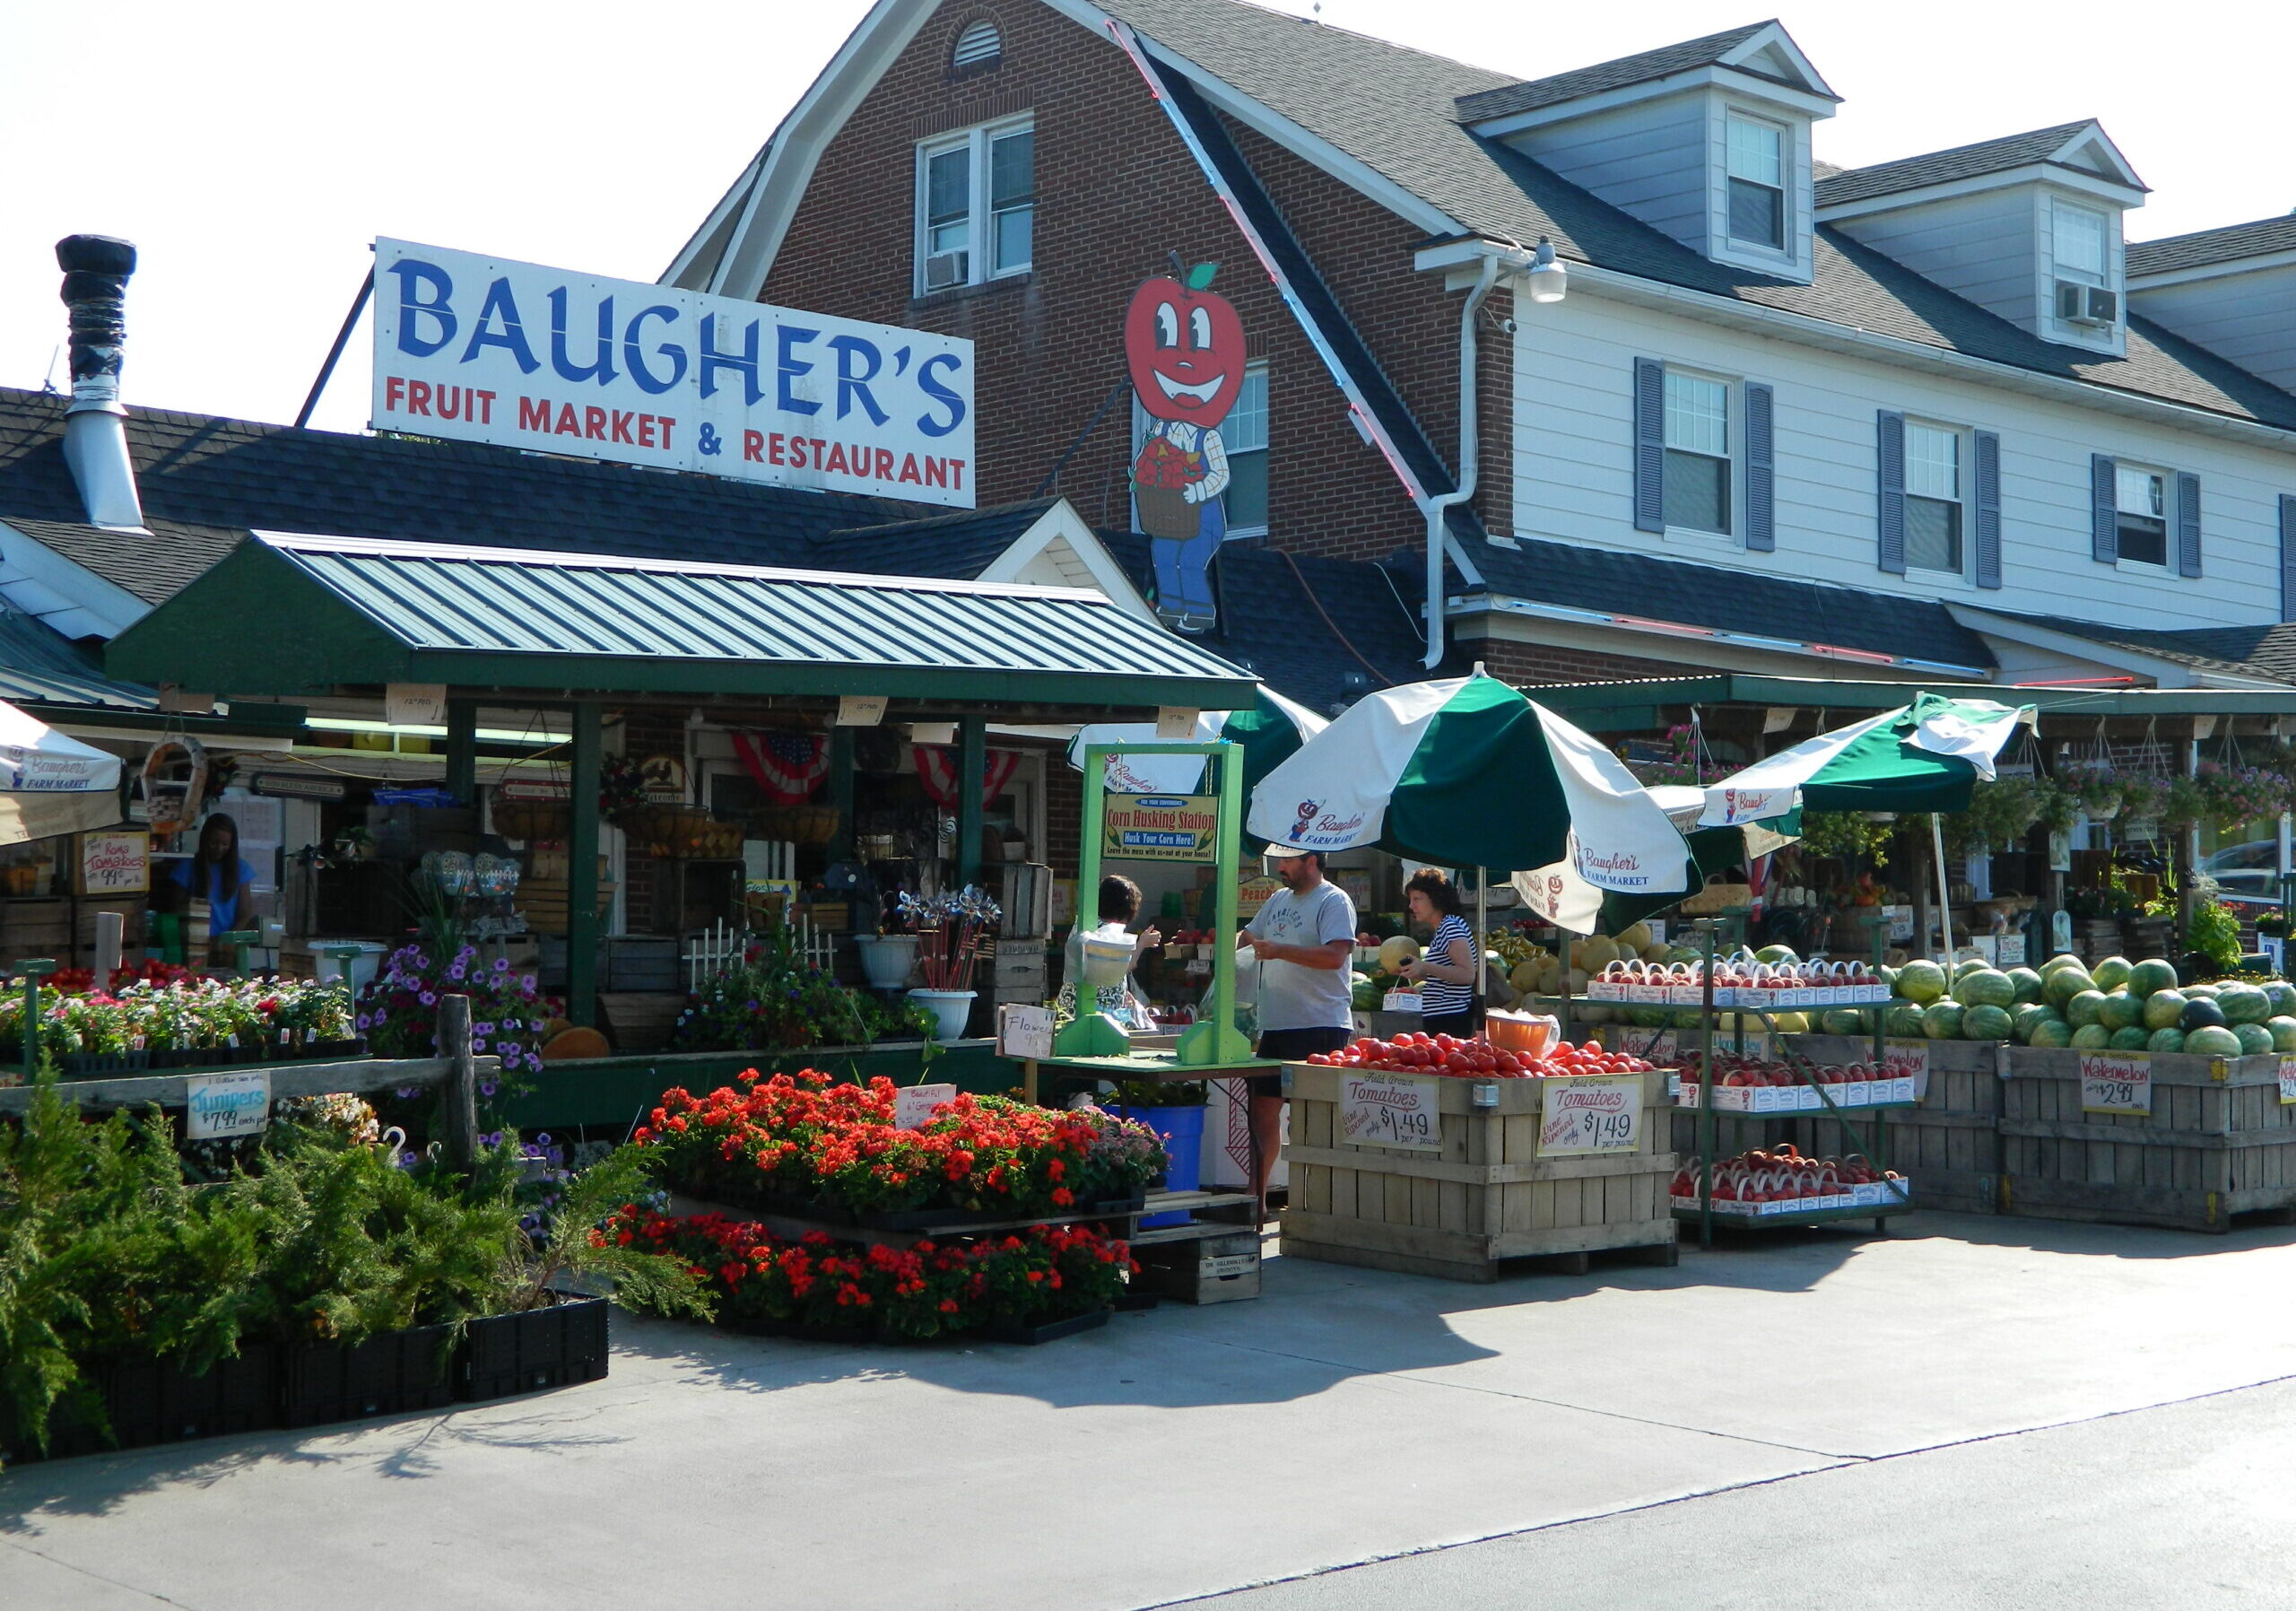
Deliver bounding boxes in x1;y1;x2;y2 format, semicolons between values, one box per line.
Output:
1876;954;2296;1055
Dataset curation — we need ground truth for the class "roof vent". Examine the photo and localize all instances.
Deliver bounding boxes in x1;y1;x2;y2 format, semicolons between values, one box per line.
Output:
952;19;1001;68
55;234;144;532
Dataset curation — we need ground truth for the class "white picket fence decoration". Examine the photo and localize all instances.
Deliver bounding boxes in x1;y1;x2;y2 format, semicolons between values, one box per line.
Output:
684;912;834;992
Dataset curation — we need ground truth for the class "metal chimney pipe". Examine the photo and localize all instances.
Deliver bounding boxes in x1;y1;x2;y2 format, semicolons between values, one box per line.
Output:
55;234;144;530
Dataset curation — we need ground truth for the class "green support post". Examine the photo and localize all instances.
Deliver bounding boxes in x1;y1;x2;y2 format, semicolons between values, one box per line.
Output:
567;701;602;1028
19;958;52;1083
829;726;857;863
956;717;985;891
1695;921;1717;1250
1057;744;1129;1058
1175;742;1251;1067
443;698;478;806
216;930;261;979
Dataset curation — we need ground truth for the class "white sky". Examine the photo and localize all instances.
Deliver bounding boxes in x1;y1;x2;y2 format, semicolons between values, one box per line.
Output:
3;0;2289;437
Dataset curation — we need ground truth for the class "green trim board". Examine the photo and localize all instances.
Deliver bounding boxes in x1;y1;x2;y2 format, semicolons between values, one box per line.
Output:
106;533;1259;710
1526;674;2296;728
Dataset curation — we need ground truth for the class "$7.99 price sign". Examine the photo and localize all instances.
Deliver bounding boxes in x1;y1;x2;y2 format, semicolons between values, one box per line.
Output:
1537;1073;1643;1157
2080;1051;2153;1118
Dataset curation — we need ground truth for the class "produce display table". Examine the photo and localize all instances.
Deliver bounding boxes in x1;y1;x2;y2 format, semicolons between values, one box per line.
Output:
1013;1050;1283;1107
1279;1061;1678;1284
1786;1033;2004;1216
1999;1047;2296;1232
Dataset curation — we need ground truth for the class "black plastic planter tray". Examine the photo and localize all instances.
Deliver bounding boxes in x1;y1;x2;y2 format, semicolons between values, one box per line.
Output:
457;1297;611;1403
0;1345;281;1465
58;1050;152;1078
856;1205;1002;1232
719;1312;880;1345
1083;1193;1148;1216
269;1040;370;1067
283;1323;456;1428
980;1309;1112;1345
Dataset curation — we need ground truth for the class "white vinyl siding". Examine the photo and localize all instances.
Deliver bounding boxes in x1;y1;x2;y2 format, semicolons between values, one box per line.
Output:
1829;188;2042;331
1509;292;2292;631
915;119;1032;292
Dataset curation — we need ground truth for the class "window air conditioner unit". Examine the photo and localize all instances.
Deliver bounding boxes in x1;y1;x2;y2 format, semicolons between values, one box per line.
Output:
2057;279;2109;326
923;249;969;292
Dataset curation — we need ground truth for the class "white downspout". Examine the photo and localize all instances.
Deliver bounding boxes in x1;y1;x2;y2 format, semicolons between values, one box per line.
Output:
1423;252;1506;669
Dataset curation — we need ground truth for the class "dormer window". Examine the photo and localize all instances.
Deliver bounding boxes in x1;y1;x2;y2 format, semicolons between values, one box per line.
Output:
1726;115;1787;250
2055;204;2106;284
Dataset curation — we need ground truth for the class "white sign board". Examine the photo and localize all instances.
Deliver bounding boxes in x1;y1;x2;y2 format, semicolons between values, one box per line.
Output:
1536;1073;1643;1156
892;1083;959;1130
1338;1071;1442;1152
2279;1054;2296;1107
1882;1037;1931;1102
2080;1051;2153;1118
186;1071;270;1139
385;682;448;727
372;239;976;508
996;1005;1055;1062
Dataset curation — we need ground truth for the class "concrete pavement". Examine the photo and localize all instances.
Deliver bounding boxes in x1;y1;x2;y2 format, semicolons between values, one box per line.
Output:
5;1211;2296;1609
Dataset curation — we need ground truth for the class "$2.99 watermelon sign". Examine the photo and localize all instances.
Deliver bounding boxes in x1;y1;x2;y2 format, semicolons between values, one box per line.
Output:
2080;1051;2153;1118
1536;1073;1643;1157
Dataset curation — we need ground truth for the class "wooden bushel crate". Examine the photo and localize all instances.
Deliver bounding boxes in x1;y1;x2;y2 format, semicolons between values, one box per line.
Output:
1281;1063;1677;1283
1784;1033;2004;1215
1137;1231;1261;1305
1998;1047;2296;1232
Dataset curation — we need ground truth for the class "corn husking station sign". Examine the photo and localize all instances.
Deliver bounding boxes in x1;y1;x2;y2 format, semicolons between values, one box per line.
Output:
370;239;976;508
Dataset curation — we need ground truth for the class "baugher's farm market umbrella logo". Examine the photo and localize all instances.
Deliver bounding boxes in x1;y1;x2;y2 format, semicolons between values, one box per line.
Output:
1575;845;1652;889
1287;798;1366;846
1127;259;1246;635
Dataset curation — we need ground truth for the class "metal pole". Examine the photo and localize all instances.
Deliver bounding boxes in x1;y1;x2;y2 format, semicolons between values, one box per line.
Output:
294;266;375;429
1697;921;1716;1250
829;726;857;864
1474;866;1488;1030
957;718;986;891
92;910;123;992
1931;813;1955;964
20;959;52;1083
567;701;602;1027
443;699;478;806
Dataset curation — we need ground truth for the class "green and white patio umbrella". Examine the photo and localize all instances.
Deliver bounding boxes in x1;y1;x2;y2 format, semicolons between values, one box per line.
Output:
1069;687;1326;796
1548;785;1803;938
1247;671;1692;936
1700;692;2035;958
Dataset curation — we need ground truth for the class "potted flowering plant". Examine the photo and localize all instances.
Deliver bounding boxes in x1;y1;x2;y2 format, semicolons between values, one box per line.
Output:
898;886;1002;1041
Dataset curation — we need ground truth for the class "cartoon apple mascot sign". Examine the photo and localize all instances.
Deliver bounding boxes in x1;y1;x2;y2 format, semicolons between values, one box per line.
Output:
1128;260;1246;632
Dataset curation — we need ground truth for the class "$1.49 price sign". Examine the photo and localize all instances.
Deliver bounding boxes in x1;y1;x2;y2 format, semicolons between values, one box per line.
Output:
1339;1071;1442;1152
2080;1051;2153;1118
1536;1072;1643;1157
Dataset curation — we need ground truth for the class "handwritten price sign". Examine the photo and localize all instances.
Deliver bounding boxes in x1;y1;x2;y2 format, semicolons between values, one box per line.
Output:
186;1071;270;1140
892;1083;958;1130
2280;1055;2296;1107
1339;1071;1442;1153
2080;1051;2153;1118
1537;1073;1643;1157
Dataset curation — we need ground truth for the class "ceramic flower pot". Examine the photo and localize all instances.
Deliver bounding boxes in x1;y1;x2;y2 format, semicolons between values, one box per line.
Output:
855;934;920;990
907;988;976;1041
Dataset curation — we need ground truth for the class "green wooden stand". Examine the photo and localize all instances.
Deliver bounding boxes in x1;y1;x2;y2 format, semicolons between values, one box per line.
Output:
1060;740;1253;1067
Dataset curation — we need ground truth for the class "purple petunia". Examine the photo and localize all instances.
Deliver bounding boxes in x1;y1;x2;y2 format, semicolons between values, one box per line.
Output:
419;991;437;1007
479;1081;498;1098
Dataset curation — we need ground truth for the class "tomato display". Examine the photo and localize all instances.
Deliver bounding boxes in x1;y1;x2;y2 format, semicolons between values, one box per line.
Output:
1302;1032;1652;1080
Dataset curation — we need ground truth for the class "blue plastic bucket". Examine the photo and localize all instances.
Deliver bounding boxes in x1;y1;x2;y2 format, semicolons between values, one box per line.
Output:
1109;1103;1205;1227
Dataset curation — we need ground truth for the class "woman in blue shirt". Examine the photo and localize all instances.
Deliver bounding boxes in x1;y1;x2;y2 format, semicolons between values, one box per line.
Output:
170;813;257;934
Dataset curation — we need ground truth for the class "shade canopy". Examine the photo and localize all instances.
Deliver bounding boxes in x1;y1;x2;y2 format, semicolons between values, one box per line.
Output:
1068;688;1327;794
107;533;1260;712
1700;692;2034;827
0;700;123;845
1246;674;1692;902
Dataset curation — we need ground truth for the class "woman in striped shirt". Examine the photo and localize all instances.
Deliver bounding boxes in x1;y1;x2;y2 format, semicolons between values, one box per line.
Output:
1401;868;1478;1038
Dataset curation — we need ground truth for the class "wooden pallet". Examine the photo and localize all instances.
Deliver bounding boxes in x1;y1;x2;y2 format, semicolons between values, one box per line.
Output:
1281;1063;1677;1284
1998;1047;2296;1232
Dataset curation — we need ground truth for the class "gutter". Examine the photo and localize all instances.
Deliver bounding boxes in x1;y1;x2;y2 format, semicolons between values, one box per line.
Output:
1460;591;1993;680
1423;251;1508;668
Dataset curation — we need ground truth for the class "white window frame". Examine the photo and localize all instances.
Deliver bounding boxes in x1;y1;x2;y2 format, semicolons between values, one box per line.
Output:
1723;112;1788;254
1901;418;1972;583
1223;361;1270;539
2113;460;2172;573
913;117;1034;295
2046;197;2121;344
1660;366;1736;542
1129;361;1270;541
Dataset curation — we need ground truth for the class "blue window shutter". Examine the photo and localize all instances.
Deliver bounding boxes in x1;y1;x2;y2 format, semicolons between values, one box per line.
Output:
1633;358;1665;533
2282;494;2296;621
1744;382;1775;552
1875;410;1906;575
2091;453;2118;563
1973;431;2002;589
2176;471;2202;578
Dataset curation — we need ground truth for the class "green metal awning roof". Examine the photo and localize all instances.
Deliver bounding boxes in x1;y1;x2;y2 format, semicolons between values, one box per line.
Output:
108;533;1260;710
1527;674;2296;730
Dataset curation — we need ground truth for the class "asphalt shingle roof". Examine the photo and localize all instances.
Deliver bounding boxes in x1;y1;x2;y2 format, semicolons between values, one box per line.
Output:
1467;537;1997;672
1813;122;2140;208
2129;214;2296;278
1453;21;1787;124
0;517;239;605
1095;0;2288;428
2005;614;2296;686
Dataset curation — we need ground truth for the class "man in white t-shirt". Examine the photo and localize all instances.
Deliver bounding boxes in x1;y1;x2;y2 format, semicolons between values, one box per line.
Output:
1239;842;1357;1202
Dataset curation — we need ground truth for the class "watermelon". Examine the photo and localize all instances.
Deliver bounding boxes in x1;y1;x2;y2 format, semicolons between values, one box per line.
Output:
2070;1023;2113;1049
2181;997;2228;1032
2109;1025;2152;1050
2218;984;2272;1025
2271;1016;2296;1053
2040;952;2088;975
2267;982;2296;1019
2091;955;2133;991
2028;1018;2074;1048
2148;1027;2187;1054
2141;989;2188;1031
2043;967;2095;1009
1627;1006;1671;1029
2235;1022;2276;1058
2184;982;2222;1001
2186;1024;2244;1058
1952;955;1989;980
1884;1003;1928;1037
2005;967;2045;1005
2126;958;2179;997
1754;945;1799;965
1820;1008;1870;1036
2066;989;2109;1029
1961;1004;2014;1042
2097;989;2145;1032
1896;960;1949;1004
2011;1004;2059;1043
1952;969;2017;1009
1921;1000;1965;1040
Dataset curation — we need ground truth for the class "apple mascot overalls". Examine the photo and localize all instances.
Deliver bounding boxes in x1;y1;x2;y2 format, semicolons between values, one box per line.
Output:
1127;262;1246;633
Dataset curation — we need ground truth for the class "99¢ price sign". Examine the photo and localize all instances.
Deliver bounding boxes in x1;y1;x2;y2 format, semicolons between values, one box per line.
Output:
1537;1073;1644;1157
1339;1071;1443;1153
